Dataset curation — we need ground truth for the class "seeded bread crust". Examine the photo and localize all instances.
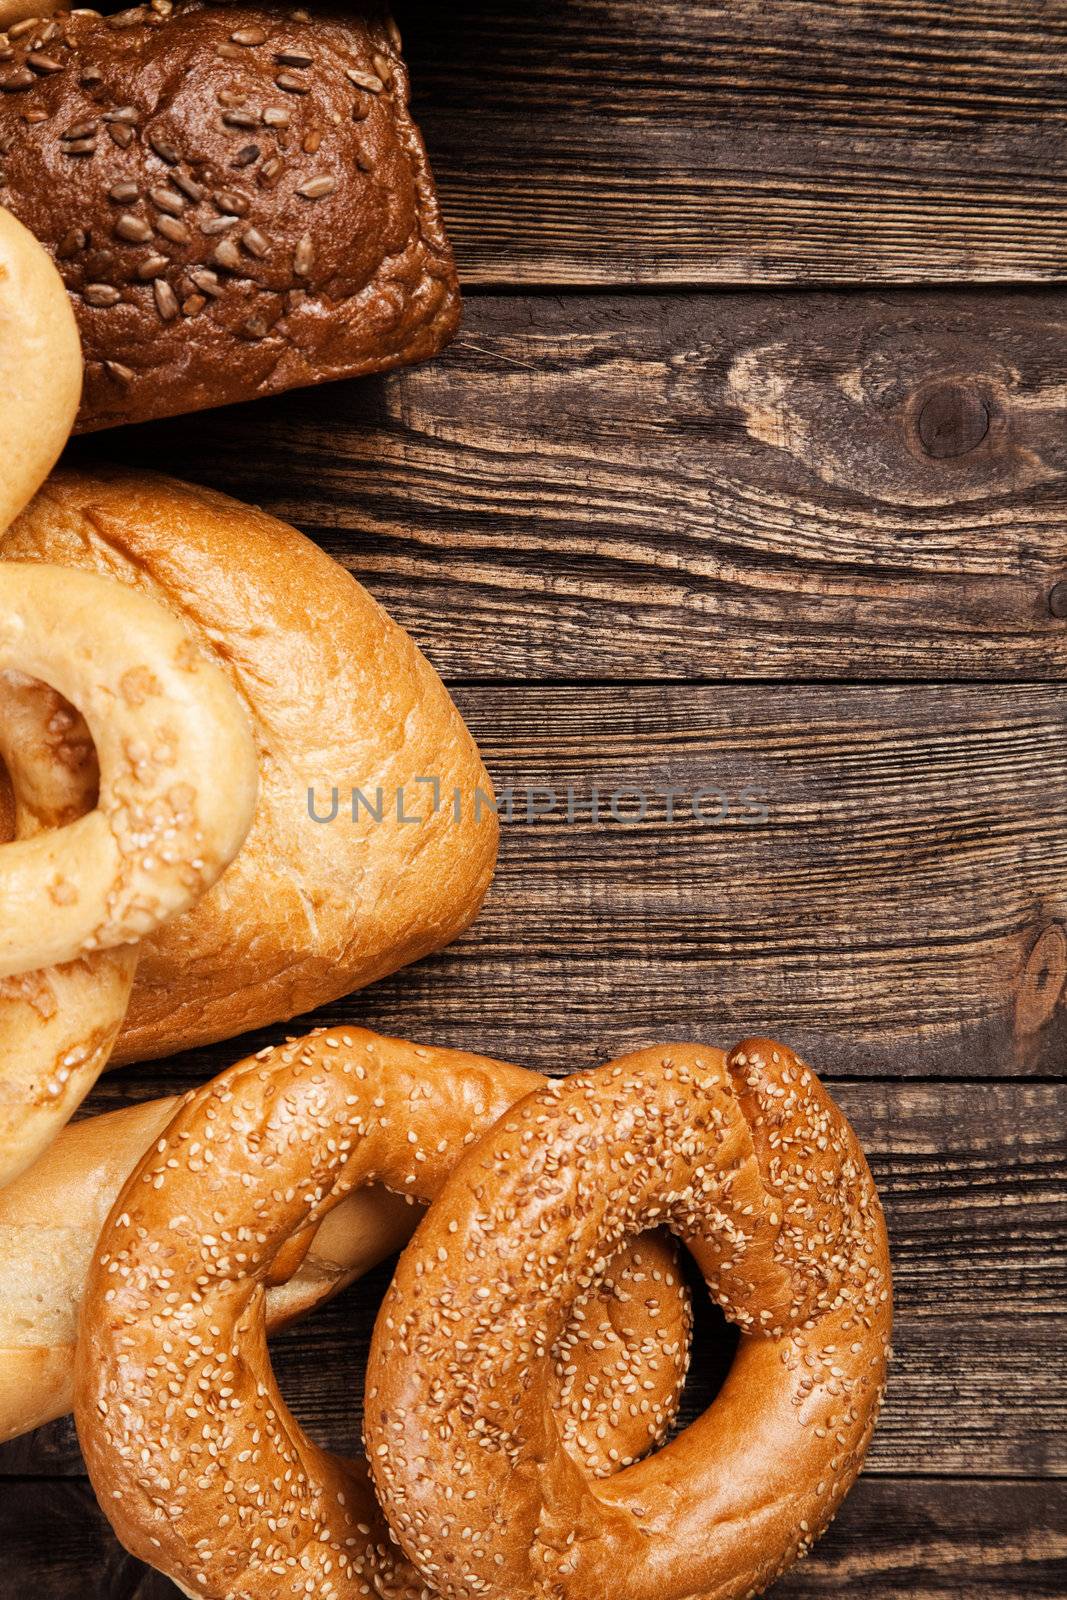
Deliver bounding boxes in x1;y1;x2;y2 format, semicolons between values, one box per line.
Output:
0;1;460;430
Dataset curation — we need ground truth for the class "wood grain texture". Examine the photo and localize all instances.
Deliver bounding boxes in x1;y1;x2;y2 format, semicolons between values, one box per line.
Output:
52;682;1055;1083
94;292;1067;682
4;1079;1062;1482
388;0;1067;285
0;1477;1061;1598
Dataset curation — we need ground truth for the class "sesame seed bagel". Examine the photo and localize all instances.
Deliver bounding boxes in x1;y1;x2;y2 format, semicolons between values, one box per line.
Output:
367;1039;892;1600
0;562;257;1187
74;1027;692;1599
0;1086;414;1444
0;203;81;530
3;467;499;1065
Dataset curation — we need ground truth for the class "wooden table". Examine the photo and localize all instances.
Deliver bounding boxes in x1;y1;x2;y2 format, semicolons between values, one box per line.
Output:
2;2;1065;1594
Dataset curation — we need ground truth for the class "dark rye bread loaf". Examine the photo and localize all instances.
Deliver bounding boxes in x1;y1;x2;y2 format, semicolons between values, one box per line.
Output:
0;1;460;430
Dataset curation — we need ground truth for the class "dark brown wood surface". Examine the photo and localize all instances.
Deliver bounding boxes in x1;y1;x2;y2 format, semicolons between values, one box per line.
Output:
2;1478;1063;1598
389;0;1067;286
97;291;1067;683
4;2;1065;1598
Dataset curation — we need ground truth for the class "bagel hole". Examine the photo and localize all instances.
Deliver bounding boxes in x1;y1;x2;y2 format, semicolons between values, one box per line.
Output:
270;1251;400;1461
268;1229;740;1465
670;1243;741;1439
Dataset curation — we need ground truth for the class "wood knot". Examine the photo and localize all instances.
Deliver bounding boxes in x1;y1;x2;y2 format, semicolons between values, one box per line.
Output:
1048;581;1067;620
916;384;990;458
1015;924;1067;1037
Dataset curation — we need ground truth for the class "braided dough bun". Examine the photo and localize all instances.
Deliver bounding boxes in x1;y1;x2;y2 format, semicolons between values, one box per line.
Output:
368;1039;892;1600
75;1028;691;1600
0;204;80;532
0;563;257;1187
2;468;498;1063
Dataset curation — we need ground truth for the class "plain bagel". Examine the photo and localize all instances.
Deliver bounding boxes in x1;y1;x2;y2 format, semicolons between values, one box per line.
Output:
3;468;499;1063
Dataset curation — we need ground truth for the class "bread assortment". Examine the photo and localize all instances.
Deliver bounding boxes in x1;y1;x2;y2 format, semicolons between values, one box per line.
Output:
4;468;498;1063
0;561;258;1185
0;2;460;430
1;6;895;1595
1;1027;691;1446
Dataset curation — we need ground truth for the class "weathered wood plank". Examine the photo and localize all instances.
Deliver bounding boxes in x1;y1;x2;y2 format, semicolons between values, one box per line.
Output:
1;1474;1063;1597
22;682;1060;1080
388;0;1067;285
54;682;1055;1082
4;1080;1062;1480
94;293;1067;681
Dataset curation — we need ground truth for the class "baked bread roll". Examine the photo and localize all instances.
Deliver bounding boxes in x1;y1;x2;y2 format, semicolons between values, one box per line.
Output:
0;1090;413;1442
0;1;460;431
2;468;498;1062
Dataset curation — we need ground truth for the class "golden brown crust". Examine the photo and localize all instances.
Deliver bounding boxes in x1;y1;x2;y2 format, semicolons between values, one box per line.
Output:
3;467;499;1062
0;1089;412;1442
0;3;460;431
0;204;81;527
0;562;258;1186
74;1027;691;1598
367;1038;893;1600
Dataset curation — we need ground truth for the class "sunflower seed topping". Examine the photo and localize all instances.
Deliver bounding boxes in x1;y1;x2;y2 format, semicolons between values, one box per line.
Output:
275;48;311;67
156;214;191;244
201;214;238;234
293;232;313;277
116;213;153;242
108;122;134;148
56;227;87;259
171;171;204;202
137;253;169;278
188;267;222;296
241;225;270;258
84;283;122;307
147;129;179;164
231;26;267;46
346;66;383;93
153;277;179;320
212;237;242;270
274;70;308;92
149;185;185;214
296;174;335;200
